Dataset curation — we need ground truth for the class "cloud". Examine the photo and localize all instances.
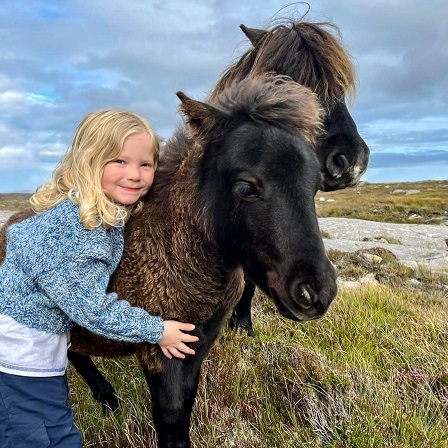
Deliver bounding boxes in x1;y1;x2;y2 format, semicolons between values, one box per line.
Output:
0;0;447;192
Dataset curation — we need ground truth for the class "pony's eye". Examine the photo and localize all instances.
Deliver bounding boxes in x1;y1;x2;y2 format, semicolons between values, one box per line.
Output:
234;181;258;201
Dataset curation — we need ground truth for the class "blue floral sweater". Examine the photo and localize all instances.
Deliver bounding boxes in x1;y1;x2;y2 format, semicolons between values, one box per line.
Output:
0;199;164;344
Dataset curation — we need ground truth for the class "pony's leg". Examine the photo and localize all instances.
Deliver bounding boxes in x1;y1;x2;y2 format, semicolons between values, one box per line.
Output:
141;311;227;448
230;276;256;337
67;350;119;412
143;356;201;448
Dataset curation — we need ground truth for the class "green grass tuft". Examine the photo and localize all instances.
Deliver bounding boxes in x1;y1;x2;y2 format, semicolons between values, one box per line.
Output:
68;282;448;447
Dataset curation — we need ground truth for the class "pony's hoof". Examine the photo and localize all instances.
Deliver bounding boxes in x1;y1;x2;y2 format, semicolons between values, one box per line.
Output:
230;311;257;338
95;391;120;413
240;325;257;338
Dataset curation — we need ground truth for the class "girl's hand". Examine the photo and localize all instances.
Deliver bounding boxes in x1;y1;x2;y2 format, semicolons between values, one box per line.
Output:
158;320;199;359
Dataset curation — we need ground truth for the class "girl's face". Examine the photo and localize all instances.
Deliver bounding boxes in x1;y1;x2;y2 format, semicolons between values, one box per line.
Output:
101;131;155;205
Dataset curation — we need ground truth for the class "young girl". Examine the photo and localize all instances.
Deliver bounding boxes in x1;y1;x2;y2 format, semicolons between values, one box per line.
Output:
0;109;199;447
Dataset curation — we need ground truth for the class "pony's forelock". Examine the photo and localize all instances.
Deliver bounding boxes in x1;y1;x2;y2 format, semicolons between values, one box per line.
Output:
215;74;323;144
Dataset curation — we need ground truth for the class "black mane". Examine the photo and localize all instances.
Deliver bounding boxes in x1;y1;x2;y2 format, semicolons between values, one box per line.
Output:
210;21;356;106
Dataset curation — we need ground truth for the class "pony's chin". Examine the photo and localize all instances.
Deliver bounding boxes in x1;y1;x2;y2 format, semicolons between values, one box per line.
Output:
321;173;361;192
321;179;354;192
270;290;328;322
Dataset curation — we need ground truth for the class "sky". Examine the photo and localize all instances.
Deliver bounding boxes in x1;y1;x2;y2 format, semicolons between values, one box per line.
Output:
0;0;447;193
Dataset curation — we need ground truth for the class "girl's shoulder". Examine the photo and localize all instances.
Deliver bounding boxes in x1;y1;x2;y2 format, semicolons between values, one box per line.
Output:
13;200;78;242
10;199;79;235
4;200;83;270
11;199;76;240
46;200;123;256
8;199;123;268
54;200;124;262
41;198;80;223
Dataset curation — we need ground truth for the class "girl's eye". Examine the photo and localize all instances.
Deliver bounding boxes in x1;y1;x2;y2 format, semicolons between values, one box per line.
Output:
115;159;125;165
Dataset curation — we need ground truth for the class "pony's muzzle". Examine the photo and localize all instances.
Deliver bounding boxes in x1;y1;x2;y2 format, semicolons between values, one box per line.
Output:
267;266;337;321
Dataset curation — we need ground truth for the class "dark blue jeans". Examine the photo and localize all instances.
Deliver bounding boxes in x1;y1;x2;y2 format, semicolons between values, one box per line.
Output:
0;372;82;448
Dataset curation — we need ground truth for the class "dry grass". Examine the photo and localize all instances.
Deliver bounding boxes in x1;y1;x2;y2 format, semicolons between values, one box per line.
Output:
2;181;448;226
69;278;448;447
0;193;32;211
316;180;448;224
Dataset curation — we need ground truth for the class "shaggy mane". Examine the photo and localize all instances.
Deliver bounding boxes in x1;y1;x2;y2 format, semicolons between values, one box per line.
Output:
210;21;356;106
213;74;323;144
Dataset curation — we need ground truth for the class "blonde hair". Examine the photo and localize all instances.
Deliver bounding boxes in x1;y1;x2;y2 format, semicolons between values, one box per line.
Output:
30;109;160;230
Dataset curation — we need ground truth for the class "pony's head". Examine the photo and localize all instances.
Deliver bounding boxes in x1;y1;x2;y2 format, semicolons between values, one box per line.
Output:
177;75;337;321
210;20;370;191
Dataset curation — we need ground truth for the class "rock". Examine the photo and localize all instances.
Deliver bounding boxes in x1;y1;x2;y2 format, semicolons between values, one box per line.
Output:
401;261;419;272
390;189;420;195
0;211;15;226
319;217;448;274
337;274;379;289
337;279;361;290
359;273;379;286
407;278;421;287
361;253;383;264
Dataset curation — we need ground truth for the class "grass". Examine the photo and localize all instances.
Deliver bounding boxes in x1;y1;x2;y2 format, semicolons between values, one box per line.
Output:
2;180;448;446
0;193;31;211
316;180;448;225
68;280;448;447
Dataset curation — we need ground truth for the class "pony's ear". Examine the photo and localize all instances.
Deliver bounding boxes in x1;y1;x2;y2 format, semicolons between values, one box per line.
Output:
240;24;270;46
176;92;227;142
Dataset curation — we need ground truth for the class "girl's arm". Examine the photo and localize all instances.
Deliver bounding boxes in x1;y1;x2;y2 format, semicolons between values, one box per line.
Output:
39;257;165;344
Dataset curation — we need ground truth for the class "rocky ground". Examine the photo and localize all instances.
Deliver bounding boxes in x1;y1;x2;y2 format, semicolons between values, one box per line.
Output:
2;210;447;275
0;211;13;225
319;217;448;274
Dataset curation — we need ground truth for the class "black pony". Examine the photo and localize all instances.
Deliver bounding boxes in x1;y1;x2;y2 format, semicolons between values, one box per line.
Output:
1;75;338;447
209;21;370;335
210;21;369;191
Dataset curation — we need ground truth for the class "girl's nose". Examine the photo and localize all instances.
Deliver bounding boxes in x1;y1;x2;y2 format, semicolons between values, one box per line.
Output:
127;165;141;181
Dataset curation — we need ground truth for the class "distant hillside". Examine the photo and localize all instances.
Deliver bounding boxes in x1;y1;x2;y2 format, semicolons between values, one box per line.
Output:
1;181;447;226
316;180;447;225
0;193;32;211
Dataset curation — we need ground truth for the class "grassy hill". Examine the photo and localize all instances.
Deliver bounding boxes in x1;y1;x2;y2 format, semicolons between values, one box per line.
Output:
2;181;448;447
3;180;447;225
315;180;448;225
0;193;32;211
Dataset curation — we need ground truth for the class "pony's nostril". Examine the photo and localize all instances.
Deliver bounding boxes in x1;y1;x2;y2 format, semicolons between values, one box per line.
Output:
293;283;315;310
327;153;349;179
334;153;348;168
